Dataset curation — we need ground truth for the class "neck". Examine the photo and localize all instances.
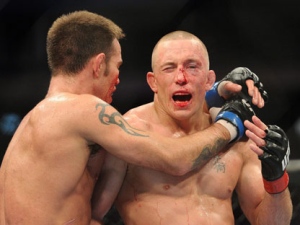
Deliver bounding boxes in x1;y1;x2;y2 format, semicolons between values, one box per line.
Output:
153;100;211;135
46;73;92;97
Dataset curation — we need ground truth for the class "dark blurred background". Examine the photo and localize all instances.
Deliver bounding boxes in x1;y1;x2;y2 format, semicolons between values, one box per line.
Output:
0;0;299;223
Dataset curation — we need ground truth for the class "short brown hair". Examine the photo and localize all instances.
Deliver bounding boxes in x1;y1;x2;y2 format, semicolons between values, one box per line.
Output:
47;10;125;76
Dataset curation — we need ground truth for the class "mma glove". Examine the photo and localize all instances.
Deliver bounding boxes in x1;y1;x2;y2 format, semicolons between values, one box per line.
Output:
206;67;268;109
214;96;255;143
259;125;290;194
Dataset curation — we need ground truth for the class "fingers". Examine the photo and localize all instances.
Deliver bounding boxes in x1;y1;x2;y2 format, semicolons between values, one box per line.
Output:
244;116;267;138
220;80;265;107
245;129;266;146
252;88;265;108
224;81;242;92
245;115;268;156
249;143;264;156
245;80;265;108
220;81;241;98
251;115;268;131
245;128;265;156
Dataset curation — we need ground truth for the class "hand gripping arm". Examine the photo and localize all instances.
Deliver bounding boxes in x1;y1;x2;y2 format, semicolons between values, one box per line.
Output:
215;97;255;142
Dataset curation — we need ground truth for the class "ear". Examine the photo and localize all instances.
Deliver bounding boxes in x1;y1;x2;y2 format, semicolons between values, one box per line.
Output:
92;53;106;77
146;72;157;93
205;70;216;91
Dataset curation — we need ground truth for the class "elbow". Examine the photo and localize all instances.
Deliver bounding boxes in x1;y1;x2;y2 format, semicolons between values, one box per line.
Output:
91;210;104;225
171;168;189;176
91;204;106;224
90;218;103;225
164;158;192;176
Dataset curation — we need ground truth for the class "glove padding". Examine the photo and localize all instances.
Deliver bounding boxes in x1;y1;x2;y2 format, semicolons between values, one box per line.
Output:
259;125;290;181
220;67;268;103
205;67;268;109
215;96;255;142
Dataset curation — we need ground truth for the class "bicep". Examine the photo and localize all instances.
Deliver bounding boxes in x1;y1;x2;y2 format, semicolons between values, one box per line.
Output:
81;100;166;169
80;99;150;158
235;152;265;223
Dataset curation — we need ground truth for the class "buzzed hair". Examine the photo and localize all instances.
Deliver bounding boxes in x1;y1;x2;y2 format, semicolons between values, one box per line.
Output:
47;10;125;76
151;30;209;70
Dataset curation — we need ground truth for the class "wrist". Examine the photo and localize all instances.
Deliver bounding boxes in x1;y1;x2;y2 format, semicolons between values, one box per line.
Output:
205;82;225;109
263;170;289;194
215;111;244;142
216;119;238;142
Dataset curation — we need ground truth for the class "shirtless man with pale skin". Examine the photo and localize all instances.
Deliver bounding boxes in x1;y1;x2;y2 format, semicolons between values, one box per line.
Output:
92;31;292;225
0;12;266;225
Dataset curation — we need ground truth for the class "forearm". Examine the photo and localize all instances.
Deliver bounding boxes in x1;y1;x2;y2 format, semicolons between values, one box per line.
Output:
255;189;292;225
164;122;230;176
107;119;231;176
244;119;293;225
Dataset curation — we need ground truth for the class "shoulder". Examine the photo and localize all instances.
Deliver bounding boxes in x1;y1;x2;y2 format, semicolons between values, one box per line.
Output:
39;93;101;109
225;137;260;167
123;103;155;130
32;93;114;129
238;138;260;163
45;93;112;114
227;138;261;183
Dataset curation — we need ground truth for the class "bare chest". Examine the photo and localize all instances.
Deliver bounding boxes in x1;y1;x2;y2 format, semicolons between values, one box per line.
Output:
123;147;244;200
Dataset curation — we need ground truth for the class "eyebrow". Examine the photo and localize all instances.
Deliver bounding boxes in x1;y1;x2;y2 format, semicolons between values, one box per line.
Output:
160;59;201;68
184;58;203;66
185;58;200;63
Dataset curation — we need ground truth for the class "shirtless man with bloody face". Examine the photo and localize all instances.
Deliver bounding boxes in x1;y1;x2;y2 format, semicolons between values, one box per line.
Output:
0;12;264;225
92;31;292;225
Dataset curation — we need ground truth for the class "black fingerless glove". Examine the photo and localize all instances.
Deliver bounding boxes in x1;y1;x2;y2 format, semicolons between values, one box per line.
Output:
259;125;290;194
205;67;268;109
215;96;255;142
220;67;269;103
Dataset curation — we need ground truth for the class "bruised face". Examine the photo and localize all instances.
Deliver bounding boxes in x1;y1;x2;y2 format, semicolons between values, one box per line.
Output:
97;39;123;104
147;38;215;120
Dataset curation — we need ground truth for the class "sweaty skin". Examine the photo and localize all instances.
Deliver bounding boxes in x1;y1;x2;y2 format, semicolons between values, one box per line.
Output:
0;36;233;225
113;32;292;225
0;94;106;225
115;103;258;225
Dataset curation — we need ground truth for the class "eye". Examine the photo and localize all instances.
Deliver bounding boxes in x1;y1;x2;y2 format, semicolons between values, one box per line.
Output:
187;63;198;69
162;66;175;73
185;63;200;75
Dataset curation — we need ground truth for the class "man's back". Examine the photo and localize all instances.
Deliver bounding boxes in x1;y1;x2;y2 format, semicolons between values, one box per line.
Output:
115;103;258;225
0;94;105;225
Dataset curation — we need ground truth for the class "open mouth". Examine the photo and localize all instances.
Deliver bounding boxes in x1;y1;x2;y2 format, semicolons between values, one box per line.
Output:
172;93;192;103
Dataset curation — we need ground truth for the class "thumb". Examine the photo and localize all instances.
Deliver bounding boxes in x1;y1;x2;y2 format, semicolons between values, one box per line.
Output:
219;81;242;98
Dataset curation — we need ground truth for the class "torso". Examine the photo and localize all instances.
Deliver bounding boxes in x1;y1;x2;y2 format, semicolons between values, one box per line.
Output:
0;94;106;225
115;103;250;225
